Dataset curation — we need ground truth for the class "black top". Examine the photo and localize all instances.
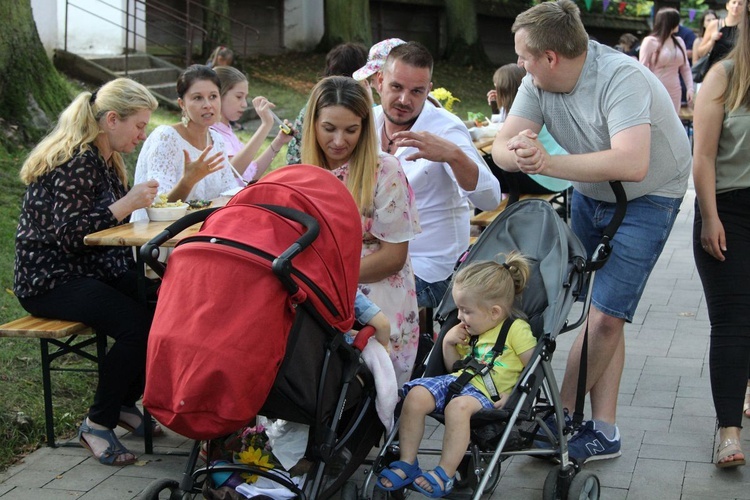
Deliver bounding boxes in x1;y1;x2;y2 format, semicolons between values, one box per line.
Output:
14;146;134;298
708;23;738;70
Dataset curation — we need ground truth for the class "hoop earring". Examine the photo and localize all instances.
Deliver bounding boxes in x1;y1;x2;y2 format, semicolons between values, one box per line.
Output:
181;110;190;128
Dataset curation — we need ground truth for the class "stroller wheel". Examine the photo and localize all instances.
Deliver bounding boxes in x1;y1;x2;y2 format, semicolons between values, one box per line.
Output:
568;471;600;500
466;455;501;494
138;478;186;499
543;465;576;500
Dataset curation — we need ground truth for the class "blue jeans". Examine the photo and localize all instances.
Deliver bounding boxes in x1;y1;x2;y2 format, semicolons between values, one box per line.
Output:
415;275;451;309
572;191;681;322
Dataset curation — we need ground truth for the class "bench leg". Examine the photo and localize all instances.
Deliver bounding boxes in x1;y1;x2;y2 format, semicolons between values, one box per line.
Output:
39;339;56;448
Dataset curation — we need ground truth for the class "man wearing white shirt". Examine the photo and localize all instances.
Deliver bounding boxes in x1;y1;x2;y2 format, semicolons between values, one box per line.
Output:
372;42;502;309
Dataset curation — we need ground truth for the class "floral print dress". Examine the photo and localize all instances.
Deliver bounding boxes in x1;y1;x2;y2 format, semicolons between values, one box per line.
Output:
330;153;421;385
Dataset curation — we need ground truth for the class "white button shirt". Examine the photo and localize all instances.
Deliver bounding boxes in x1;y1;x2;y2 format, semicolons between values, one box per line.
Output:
373;103;501;283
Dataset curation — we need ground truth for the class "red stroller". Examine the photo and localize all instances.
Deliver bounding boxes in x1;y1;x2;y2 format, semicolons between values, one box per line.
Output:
139;165;384;499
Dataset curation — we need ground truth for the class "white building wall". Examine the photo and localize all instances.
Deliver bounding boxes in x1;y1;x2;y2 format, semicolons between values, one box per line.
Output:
283;0;324;51
32;0;146;56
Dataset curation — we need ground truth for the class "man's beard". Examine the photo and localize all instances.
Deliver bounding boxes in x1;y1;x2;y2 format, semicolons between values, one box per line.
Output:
384;107;418;127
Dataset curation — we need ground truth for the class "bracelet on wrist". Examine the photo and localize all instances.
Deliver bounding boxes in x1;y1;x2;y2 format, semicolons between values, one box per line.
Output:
270;143;280;154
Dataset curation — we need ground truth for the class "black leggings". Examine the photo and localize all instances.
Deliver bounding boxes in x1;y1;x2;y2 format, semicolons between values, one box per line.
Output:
693;189;750;428
18;271;152;429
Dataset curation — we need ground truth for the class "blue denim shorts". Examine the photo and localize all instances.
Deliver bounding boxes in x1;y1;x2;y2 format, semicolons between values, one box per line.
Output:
572;191;682;322
415;275;451;309
401;374;494;413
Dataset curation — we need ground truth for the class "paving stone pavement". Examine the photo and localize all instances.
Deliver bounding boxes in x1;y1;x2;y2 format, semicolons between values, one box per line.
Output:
3;179;750;499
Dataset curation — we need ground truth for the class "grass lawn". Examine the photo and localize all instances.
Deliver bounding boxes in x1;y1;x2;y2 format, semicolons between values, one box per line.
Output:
0;52;497;472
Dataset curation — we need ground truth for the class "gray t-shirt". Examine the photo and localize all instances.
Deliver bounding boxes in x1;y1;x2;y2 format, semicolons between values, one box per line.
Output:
510;40;691;202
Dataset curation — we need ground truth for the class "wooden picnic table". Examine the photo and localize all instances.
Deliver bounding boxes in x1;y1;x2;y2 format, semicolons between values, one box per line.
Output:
473;136;494;155
84;219;200;248
84;197;228;247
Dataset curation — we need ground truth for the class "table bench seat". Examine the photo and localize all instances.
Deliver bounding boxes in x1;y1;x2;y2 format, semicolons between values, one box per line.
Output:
0;315;105;447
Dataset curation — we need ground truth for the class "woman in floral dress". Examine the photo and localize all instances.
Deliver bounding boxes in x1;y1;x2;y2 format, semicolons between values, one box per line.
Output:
302;76;421;385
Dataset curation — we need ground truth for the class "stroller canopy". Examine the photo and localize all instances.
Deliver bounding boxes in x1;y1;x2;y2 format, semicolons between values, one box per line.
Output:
144;165;364;438
222;164;363;332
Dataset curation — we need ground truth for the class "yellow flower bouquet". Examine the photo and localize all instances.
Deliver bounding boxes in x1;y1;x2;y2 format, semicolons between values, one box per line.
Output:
234;423;277;483
432;87;460;113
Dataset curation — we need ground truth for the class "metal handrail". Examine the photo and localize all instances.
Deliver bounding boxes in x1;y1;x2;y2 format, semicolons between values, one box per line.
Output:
64;0;260;69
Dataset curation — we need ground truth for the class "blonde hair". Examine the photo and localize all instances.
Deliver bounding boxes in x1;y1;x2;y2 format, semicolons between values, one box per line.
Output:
301;76;378;216
723;0;750;112
512;0;589;59
493;64;526;116
213;65;247;97
453;251;530;319
20;78;158;186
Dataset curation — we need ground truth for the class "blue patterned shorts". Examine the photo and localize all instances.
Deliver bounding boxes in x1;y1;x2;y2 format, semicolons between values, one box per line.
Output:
401;374;494;413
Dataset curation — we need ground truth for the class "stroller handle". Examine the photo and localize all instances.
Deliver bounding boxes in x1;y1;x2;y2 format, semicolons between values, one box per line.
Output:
352;325;375;353
139;207;220;278
588;181;627;270
257;204;321;293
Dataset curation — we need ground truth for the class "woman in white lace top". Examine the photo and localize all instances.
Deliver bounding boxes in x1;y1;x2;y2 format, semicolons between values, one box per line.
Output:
131;65;240;222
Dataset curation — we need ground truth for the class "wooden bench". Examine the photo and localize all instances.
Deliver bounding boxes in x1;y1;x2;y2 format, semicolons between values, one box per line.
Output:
471;193;559;228
0;316;105;447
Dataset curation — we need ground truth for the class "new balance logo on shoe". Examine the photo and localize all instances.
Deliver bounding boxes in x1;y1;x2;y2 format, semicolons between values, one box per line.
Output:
567;420;622;464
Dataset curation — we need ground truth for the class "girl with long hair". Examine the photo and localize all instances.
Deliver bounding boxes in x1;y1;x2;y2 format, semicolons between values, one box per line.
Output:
696;0;746;71
693;0;750;468
211;65;291;184
639;7;694;113
302;76;421;385
693;9;718;64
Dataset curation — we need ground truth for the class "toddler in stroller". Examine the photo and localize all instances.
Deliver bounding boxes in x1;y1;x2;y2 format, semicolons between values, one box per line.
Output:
377;253;536;497
362;187;625;500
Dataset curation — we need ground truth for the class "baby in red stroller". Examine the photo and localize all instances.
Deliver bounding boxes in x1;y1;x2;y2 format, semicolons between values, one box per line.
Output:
140;165;394;499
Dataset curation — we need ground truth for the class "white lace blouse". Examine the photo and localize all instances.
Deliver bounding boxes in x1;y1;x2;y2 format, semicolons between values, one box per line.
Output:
131;125;236;222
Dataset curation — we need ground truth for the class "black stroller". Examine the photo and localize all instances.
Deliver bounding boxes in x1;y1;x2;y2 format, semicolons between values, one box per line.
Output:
359;183;626;500
138;166;387;499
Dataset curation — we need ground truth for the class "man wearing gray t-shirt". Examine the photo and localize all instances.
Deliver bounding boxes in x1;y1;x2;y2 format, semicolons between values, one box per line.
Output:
493;0;690;465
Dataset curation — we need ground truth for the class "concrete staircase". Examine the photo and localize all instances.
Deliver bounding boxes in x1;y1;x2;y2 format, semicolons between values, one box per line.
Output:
54;50;181;111
54;50;258;121
87;53;182;102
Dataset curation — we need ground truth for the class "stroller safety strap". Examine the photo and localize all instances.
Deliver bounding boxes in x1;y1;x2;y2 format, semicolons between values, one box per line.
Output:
447;319;515;403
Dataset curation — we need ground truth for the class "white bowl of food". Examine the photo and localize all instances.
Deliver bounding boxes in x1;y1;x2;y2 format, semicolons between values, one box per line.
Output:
146;203;188;221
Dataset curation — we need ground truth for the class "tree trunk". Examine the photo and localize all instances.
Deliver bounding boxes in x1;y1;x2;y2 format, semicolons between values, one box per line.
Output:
0;1;70;150
317;0;372;52
444;0;490;66
203;0;232;60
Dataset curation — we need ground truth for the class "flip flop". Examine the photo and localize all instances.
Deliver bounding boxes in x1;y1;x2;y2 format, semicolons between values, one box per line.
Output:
118;405;163;437
78;419;136;466
376;459;422;491
413;466;455;498
716;437;746;468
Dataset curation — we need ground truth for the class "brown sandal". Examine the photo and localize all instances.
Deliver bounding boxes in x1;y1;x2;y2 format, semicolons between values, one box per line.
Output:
716;437;746;468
